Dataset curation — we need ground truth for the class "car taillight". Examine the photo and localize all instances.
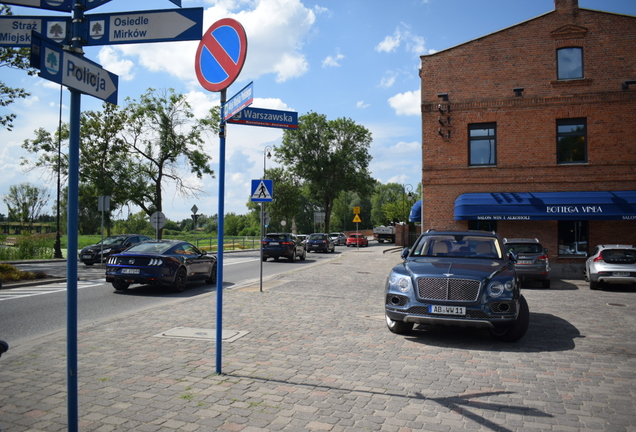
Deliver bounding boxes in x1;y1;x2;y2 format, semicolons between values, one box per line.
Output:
281;241;292;245
593;252;604;262
537;254;549;262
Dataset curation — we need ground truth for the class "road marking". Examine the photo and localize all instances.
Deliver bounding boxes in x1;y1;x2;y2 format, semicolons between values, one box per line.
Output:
0;280;103;301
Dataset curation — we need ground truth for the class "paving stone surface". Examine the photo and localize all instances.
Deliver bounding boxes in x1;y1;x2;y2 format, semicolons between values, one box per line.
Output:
1;246;635;431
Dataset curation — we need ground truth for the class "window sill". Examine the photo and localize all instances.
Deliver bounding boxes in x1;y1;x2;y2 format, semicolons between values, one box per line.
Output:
551;78;593;87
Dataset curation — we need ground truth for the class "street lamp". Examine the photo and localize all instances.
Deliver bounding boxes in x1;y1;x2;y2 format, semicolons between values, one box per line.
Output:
260;146;272;293
263;146;272;176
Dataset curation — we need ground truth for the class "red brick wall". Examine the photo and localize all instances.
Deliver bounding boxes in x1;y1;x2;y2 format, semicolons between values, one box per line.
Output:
419;6;636;276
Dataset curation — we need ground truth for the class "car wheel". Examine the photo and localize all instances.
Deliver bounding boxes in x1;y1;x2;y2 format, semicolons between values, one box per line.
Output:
112;279;130;291
289;249;296;262
274;257;279;261
590;280;600;290
542;279;551;288
84;262;94;266
205;262;217;284
489;295;529;342
385;314;414;334
262;256;267;261
300;248;306;261
173;267;188;293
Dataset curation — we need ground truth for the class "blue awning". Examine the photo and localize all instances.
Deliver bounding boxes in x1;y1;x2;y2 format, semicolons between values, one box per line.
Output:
454;191;636;221
409;200;421;222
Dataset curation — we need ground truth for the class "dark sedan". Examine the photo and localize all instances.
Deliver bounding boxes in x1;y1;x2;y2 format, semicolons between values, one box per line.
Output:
306;233;335;253
385;230;528;342
105;240;216;293
79;234;153;266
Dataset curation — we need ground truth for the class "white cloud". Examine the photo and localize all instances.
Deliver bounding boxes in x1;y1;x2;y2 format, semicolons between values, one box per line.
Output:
322;50;344;68
356;101;370;109
388;90;420;116
98;46;136;81
380;73;397;88
376;23;427;56
376;33;401;53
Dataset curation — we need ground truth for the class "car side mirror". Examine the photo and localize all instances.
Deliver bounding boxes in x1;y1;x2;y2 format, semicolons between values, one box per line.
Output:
201;250;207;256
544;248;548;253
401;248;410;260
507;250;517;263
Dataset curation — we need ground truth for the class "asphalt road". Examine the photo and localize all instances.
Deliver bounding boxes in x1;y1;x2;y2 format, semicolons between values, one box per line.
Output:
0;246;358;349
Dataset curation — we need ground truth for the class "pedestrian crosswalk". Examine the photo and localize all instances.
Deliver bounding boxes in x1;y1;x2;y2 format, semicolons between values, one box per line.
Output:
0;280;103;301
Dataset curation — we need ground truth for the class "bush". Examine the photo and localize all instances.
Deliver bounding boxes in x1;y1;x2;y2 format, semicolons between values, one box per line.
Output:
0;263;41;282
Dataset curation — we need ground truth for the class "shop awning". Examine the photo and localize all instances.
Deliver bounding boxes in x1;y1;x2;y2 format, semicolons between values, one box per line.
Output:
454;191;636;221
409;200;421;222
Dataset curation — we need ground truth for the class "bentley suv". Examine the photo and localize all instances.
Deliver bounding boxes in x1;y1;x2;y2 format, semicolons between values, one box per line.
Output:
385;230;529;342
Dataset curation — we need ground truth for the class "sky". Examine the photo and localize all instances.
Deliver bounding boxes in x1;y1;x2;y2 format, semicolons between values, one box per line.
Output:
1;0;635;223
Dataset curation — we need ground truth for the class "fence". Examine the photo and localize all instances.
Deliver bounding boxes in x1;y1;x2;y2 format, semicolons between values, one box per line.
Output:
194;236;260;251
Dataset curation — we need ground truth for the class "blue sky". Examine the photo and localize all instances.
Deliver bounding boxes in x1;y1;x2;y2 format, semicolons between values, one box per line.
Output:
1;0;635;222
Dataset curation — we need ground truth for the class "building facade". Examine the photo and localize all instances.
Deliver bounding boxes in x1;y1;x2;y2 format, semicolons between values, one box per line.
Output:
419;0;636;277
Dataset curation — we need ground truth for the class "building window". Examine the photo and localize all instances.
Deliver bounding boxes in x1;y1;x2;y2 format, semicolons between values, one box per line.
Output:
557;118;587;164
557;220;588;257
469;123;496;166
557;47;583;80
468;220;497;232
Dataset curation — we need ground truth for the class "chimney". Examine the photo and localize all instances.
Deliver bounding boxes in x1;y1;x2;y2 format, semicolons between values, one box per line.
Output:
554;0;579;13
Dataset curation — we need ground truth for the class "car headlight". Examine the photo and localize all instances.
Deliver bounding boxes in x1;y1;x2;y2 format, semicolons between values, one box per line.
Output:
487;281;505;297
388;273;413;293
100;248;112;255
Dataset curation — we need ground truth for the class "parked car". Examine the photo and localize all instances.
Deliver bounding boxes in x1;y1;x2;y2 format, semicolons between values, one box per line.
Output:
105;240;216;293
503;238;551;288
330;232;347;246
297;234;308;246
584;244;636;290
262;233;306;262
560;241;588;256
385;229;528;342
79;234;153;266
306;233;335;253
346;233;369;247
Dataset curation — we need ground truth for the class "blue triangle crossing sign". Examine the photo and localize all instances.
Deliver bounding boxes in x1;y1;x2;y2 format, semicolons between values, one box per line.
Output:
251;179;273;202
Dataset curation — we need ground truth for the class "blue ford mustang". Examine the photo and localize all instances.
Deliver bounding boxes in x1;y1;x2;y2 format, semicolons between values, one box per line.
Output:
385;230;529;342
105;240;217;293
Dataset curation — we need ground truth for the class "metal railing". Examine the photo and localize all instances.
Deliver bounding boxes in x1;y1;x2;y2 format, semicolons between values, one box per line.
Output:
194;236;260;252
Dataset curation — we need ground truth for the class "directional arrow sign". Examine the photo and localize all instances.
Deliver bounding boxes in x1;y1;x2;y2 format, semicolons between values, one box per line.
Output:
0;0;73;12
31;32;118;104
85;8;203;46
0;15;69;47
227;107;298;129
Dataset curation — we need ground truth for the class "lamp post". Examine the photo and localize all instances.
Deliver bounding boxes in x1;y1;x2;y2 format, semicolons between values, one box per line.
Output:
260;146;272;293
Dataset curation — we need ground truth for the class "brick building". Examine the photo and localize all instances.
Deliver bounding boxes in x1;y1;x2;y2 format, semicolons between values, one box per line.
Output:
418;0;636;277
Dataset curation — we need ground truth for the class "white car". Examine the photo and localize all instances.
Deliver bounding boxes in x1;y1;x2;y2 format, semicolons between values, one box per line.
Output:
584;244;636;290
329;232;347;246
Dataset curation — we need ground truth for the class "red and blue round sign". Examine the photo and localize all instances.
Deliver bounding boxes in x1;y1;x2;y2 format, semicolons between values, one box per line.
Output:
195;18;248;92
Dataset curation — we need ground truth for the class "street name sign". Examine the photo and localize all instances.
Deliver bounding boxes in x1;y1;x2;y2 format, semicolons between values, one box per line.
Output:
195;18;248;92
251;179;273;202
222;81;253;122
0;15;68;47
30;32;118;104
85;8;203;46
227;107;298;129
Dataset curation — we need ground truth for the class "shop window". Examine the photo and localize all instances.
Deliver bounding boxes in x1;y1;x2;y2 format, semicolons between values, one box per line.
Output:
557;118;587;164
557;47;583;80
557;220;588;256
468;220;497;232
469;123;496;166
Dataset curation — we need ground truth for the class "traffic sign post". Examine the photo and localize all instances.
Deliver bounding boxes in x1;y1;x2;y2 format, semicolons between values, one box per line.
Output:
5;2;204;430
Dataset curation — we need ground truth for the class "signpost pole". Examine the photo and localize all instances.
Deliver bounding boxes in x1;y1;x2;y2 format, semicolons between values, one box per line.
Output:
216;89;226;374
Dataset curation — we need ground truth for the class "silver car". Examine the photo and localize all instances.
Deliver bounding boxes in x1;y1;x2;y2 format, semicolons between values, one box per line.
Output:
585;244;636;290
329;232;347;246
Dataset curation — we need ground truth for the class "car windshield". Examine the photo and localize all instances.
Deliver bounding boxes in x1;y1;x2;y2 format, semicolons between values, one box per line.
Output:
99;236;126;246
126;242;172;254
309;234;325;240
350;235;362;239
601;248;636;264
411;235;502;259
505;243;542;253
265;234;287;241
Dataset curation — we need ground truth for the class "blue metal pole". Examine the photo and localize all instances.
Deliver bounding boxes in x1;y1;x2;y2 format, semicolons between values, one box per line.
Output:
216;89;226;374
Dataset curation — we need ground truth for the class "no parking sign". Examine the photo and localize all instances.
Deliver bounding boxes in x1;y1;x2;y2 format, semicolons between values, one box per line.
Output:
194;18;247;92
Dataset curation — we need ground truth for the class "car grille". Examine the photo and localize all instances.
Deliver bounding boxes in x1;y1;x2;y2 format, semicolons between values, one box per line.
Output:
416;278;481;302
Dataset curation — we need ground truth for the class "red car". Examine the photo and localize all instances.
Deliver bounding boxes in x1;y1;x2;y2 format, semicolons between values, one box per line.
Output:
346;233;369;247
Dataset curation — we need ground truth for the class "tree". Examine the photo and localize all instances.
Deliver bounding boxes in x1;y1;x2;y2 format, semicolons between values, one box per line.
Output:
2;183;51;230
0;5;36;131
277;112;375;233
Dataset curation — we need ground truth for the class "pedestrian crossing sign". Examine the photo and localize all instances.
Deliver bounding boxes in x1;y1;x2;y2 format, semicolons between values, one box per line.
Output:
251;179;273;202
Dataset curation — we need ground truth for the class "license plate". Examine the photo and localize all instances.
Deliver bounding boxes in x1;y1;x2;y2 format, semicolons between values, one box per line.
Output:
82;255;92;259
613;272;630;277
122;268;140;274
429;305;466;316
517;260;532;265
312;245;320;248
269;242;279;246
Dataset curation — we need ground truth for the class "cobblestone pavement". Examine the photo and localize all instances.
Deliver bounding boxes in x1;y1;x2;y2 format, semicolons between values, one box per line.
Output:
0;246;635;431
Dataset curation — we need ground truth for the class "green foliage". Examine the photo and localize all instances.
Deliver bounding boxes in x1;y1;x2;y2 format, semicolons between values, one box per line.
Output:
112;211;153;236
277;112;374;232
2;183;51;228
0;234;55;261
